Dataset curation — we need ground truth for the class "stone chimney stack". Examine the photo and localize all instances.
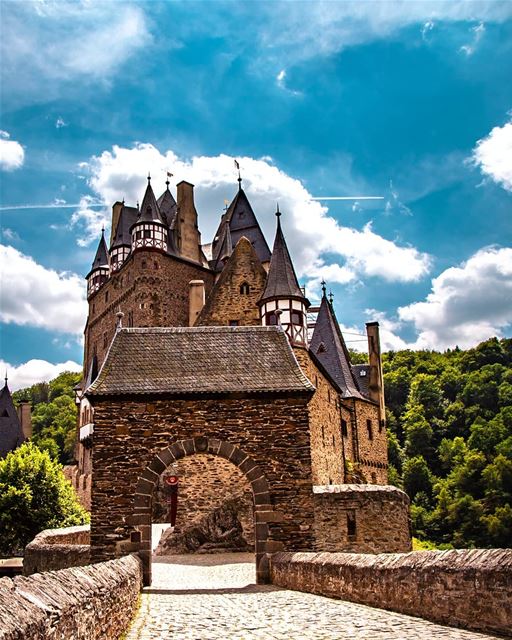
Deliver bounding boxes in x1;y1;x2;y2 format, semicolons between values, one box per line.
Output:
366;322;386;426
110;201;124;245
176;181;202;263
17;402;32;440
189;280;205;326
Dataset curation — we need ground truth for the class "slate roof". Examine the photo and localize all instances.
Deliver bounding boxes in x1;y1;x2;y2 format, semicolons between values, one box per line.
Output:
111;205;138;248
0;383;24;458
157;185;178;228
90;230;108;271
87;326;314;397
260;212;306;303
351;364;371;397
136;178;166;225
211;188;271;271
309;294;366;400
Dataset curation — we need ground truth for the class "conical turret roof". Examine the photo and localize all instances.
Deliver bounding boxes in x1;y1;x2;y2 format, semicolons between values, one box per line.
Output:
260;210;306;303
157;183;177;228
90;230;108;270
0;379;25;458
309;289;364;399
211;187;270;270
111;205;138;248
136;176;165;225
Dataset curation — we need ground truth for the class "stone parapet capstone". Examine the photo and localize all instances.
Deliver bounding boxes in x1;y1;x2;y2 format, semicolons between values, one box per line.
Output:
0;554;141;640
23;525;90;576
270;548;512;637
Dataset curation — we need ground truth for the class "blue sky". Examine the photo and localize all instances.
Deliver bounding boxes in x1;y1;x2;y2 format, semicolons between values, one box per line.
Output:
1;0;511;389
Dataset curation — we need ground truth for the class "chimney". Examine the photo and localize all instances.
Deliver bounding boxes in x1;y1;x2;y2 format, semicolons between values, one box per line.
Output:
110;201;124;245
366;322;386;424
176;181;202;263
189;280;205;326
17;402;32;441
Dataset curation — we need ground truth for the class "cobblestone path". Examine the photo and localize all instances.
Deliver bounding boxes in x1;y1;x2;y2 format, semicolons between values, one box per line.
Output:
125;553;497;640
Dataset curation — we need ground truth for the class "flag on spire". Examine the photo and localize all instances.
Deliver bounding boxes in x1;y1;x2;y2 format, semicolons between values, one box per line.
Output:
167;171;173;178
234;159;240;170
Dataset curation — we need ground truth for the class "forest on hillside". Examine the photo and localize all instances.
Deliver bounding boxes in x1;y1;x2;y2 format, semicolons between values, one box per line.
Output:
11;337;512;549
379;336;512;549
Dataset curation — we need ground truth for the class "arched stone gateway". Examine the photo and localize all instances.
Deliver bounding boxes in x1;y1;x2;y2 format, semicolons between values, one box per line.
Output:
133;437;273;585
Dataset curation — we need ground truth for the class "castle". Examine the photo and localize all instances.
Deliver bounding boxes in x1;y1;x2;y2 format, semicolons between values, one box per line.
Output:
75;174;409;584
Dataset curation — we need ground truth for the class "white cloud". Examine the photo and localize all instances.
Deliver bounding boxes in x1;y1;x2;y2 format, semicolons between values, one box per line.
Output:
421;20;435;41
0;244;87;334
2;228;20;242
459;21;486;56
0;131;24;171
0;358;82;392
276;69;286;85
253;2;511;67
70;195;110;247
397;246;512;350
55;117;68;128
471;118;512;191
1;2;150;105
77;143;431;284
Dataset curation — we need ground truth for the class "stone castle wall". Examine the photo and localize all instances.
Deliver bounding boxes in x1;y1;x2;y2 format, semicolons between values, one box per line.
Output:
270;549;512;637
294;349;345;486
90;394;314;567
351;398;388;484
152;453;254;547
23;526;90;576
196;237;267;327
85;251;214;370
312;485;411;553
0;554;141;640
63;465;91;511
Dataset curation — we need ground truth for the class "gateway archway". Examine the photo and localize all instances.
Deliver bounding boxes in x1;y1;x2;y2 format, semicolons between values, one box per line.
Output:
132;436;274;585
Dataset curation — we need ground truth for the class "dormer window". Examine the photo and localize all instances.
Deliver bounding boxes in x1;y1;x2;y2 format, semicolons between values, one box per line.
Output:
317;342;326;354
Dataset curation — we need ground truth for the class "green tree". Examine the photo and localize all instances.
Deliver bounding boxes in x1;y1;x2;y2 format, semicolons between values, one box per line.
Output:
403;455;432;501
0;443;89;555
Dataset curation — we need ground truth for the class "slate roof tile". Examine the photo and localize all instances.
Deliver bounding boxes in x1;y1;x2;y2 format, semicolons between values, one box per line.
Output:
87;326;314;397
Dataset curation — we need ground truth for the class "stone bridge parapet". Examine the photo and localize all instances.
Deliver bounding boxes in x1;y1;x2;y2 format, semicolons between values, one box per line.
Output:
0;554;141;640
270;548;512;637
23;525;90;576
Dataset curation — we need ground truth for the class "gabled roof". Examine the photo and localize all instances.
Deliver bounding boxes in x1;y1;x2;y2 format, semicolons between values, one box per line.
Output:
211;187;271;271
157;184;177;228
260;211;306;303
90;230;108;271
136;177;165;225
309;293;365;399
111;205;138;248
86;326;314;397
0;382;24;458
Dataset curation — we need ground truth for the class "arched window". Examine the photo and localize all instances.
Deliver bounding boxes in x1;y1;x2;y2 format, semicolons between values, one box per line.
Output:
240;281;250;295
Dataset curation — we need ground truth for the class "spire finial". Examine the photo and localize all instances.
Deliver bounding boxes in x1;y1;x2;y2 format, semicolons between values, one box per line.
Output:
276;202;281;218
116;308;124;331
321;279;326;296
101;225;105;235
137;201;139;211
234;159;242;189
147;172;151;183
328;290;334;305
4;371;7;387
122;197;125;205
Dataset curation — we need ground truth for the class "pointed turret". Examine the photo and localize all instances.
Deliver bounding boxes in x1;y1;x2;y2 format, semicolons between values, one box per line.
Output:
309;285;364;399
86;230;109;297
130;175;168;253
258;208;309;347
157;179;178;228
211;187;271;271
0;377;25;458
109;204;137;272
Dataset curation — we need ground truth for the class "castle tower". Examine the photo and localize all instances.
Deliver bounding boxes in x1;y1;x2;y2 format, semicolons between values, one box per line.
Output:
86;230;109;298
130;175;168;253
0;376;25;458
109;203;134;272
309;284;365;399
258;207;309;347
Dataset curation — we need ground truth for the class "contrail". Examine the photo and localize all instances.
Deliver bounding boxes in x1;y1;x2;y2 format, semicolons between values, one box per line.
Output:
311;196;384;200
0;203;104;211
